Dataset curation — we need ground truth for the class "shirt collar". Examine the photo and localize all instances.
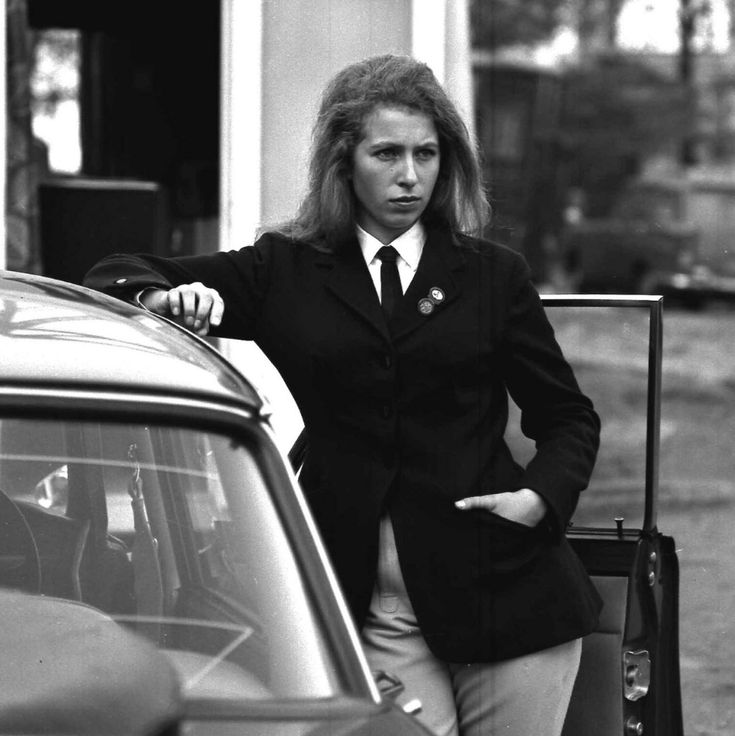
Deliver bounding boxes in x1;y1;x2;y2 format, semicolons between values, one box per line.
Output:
356;221;426;271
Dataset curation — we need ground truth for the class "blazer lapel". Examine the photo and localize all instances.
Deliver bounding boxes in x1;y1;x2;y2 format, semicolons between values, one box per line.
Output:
316;236;390;341
390;226;465;343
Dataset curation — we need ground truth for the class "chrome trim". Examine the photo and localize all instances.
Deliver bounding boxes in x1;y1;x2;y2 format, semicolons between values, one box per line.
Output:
541;293;663;306
624;649;651;701
259;421;382;704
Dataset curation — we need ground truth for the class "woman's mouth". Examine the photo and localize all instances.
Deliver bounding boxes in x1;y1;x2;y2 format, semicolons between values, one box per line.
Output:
390;196;421;206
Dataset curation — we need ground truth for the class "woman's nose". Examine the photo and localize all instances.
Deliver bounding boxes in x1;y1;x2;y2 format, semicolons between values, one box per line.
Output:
397;155;419;186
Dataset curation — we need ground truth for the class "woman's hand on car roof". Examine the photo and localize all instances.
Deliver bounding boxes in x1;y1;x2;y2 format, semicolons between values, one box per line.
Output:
140;283;224;336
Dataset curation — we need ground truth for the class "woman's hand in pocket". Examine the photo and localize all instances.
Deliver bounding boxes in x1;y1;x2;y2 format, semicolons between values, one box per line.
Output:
455;488;548;527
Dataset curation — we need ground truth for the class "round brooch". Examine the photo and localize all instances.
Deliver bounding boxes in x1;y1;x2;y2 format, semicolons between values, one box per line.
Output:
417;297;435;315
429;286;445;303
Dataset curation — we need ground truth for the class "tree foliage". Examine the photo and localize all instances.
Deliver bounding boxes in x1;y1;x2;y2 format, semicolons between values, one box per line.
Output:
470;0;568;50
562;55;694;215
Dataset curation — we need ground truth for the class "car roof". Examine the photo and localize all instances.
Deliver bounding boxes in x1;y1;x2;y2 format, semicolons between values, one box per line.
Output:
0;270;265;411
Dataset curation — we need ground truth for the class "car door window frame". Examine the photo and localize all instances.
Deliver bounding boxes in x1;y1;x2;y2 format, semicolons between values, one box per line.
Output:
541;295;663;533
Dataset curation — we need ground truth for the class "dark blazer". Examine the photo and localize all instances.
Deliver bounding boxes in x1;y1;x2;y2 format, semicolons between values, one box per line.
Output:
84;224;602;662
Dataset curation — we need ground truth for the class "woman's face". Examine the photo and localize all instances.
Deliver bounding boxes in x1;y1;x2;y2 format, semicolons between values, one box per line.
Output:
351;106;440;244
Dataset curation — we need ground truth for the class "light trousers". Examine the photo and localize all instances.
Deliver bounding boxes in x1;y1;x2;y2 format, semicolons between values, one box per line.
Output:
361;516;581;736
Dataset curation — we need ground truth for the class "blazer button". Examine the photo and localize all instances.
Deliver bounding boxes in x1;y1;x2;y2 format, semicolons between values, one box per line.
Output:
381;404;393;419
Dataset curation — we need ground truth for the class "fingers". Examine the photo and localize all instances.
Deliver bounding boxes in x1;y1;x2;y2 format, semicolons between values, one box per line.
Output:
139;288;171;315
208;293;225;329
455;490;546;527
455;495;497;511
165;283;224;335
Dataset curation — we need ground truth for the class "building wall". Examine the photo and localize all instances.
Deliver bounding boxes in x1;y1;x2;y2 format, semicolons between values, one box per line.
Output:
222;0;473;249
260;0;412;228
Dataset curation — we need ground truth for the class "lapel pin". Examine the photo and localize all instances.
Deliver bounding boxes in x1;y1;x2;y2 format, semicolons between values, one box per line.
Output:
429;286;445;303
417;297;435;315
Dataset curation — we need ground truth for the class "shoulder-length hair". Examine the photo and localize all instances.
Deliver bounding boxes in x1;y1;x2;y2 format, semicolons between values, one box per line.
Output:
274;54;489;250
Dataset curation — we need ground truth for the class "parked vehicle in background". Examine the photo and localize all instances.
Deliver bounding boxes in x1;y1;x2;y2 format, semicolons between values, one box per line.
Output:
563;172;735;307
649;259;735;307
561;177;699;294
643;174;735;307
0;271;430;736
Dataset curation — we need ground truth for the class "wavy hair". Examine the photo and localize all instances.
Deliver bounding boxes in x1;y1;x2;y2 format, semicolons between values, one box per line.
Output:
275;54;489;249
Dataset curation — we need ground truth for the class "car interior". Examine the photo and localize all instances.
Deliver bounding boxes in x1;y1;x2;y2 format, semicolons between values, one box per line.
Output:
0;418;340;704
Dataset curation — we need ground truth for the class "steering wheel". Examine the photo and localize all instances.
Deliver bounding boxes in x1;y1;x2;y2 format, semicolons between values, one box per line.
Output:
0;489;41;594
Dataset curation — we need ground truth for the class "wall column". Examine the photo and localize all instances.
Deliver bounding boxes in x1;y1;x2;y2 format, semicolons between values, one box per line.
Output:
0;0;6;270
219;0;263;253
412;0;475;138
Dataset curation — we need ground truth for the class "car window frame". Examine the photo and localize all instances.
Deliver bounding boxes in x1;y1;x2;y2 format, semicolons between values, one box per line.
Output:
541;295;663;533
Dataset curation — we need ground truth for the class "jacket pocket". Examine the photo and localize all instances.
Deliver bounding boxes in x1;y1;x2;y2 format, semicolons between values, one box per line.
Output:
476;510;547;576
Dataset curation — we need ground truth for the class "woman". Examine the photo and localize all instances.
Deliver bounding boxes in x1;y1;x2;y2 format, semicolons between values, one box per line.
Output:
84;54;601;736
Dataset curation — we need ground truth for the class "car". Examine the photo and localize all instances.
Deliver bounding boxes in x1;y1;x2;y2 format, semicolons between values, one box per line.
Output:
561;178;699;294
0;270;431;736
646;259;735;309
0;272;683;736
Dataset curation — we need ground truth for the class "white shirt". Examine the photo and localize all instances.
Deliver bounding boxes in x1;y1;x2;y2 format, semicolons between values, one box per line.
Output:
356;221;426;301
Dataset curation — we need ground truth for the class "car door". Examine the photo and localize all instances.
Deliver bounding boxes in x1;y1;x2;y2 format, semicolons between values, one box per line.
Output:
538;295;683;736
289;294;683;736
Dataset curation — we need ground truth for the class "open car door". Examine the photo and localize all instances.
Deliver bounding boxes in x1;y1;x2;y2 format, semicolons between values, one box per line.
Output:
288;295;683;736
540;295;682;736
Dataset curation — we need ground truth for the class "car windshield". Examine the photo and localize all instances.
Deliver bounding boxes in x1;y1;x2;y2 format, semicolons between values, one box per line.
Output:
0;417;341;703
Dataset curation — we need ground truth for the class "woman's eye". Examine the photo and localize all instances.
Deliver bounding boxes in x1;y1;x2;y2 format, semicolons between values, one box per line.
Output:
416;148;438;161
375;149;397;161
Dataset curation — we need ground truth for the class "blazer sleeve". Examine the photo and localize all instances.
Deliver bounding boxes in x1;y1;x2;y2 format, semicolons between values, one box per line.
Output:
82;235;276;340
500;255;601;537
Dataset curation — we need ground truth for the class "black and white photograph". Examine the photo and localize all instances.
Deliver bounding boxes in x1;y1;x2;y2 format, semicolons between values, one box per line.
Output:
1;2;733;735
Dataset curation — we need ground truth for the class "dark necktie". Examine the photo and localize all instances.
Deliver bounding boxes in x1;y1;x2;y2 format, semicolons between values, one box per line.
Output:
377;246;402;320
